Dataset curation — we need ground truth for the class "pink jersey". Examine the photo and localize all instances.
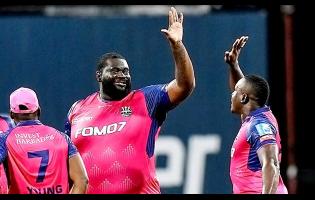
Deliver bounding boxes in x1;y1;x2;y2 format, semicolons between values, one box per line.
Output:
0;120;78;194
230;106;288;194
0;115;14;194
65;85;172;194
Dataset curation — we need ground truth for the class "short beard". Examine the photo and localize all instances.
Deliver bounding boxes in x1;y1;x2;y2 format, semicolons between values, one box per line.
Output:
101;79;131;100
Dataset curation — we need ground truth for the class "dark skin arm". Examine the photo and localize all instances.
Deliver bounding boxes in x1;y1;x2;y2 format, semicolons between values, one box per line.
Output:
69;154;89;194
224;36;248;91
161;7;195;106
257;143;280;194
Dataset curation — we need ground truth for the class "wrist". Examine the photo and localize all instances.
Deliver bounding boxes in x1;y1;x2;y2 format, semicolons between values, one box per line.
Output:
229;61;239;69
170;40;184;51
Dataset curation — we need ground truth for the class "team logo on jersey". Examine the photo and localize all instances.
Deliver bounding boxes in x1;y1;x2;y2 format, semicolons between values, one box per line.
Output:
120;106;132;117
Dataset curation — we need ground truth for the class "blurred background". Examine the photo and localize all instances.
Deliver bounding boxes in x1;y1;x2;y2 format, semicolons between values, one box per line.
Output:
0;4;311;194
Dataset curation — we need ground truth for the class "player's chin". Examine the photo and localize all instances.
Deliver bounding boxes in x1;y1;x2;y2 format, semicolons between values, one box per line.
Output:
230;105;236;113
114;87;129;95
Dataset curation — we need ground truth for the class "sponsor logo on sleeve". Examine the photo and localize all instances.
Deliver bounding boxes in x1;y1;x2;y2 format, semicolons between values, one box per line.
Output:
255;123;273;136
255;123;276;142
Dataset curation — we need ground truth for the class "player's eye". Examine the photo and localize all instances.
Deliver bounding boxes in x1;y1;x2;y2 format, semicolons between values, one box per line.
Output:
122;69;129;75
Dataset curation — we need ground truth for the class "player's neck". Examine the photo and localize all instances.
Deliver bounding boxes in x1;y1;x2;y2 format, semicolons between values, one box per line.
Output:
242;103;261;118
98;87;129;102
99;91;114;102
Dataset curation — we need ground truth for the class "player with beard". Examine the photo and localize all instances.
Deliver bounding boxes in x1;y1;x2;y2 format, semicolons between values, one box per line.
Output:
64;7;195;193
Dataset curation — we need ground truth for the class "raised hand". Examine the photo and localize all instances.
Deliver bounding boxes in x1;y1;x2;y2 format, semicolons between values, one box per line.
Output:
161;7;183;45
224;36;248;67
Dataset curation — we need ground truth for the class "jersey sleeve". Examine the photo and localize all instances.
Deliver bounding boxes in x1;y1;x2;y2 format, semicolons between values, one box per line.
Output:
64;100;81;137
140;84;172;125
247;119;277;152
0;132;9;163
0;114;15;132
60;132;78;158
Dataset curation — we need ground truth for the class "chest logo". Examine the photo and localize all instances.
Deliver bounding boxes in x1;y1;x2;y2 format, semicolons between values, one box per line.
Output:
120;106;132;117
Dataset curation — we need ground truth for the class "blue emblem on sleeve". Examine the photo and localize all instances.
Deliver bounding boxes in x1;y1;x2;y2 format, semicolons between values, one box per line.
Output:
255;123;273;136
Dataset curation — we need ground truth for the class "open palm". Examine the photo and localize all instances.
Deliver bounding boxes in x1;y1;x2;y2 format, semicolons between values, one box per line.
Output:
161;7;183;44
224;36;248;66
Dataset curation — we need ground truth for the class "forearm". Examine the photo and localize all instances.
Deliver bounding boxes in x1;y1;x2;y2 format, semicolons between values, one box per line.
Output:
261;163;280;194
170;41;195;93
69;179;88;194
69;154;89;194
228;61;244;91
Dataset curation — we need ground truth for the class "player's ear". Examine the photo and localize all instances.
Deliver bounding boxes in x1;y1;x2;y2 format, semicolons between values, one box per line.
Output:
36;108;41;118
240;94;249;104
10;111;15;120
96;71;102;82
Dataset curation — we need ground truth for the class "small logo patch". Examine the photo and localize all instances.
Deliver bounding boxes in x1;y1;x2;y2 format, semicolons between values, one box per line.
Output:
121;106;132;117
72;116;93;125
255;123;273;136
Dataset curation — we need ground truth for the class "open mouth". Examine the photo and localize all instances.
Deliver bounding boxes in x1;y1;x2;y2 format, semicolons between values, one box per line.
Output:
114;81;127;88
115;83;126;87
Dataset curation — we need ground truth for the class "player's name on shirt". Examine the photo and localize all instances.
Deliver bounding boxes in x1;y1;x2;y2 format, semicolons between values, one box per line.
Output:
14;133;55;145
27;185;63;194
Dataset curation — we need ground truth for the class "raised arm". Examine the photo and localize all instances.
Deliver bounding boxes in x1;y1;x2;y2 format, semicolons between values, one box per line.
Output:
161;7;195;107
257;144;280;194
224;36;248;91
69;154;89;194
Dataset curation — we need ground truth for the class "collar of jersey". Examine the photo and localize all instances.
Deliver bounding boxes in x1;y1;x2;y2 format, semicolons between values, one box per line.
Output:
243;105;270;123
16;120;42;127
249;105;270;117
97;91;134;103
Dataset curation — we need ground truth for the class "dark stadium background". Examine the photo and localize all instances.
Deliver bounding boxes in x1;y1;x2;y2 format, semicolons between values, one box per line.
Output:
0;5;312;194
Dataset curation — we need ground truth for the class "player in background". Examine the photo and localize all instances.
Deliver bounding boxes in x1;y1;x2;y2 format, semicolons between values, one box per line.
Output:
0;87;88;194
0;114;14;194
65;7;195;193
224;36;288;194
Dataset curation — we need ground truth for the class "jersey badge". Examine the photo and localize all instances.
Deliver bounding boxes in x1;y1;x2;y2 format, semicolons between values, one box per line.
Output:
121;106;132;117
255;123;273;136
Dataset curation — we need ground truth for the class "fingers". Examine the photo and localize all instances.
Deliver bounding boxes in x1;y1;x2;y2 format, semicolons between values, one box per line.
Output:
171;7;179;23
232;39;239;49
232;36;249;50
161;29;168;34
162;7;183;38
161;29;170;37
240;36;248;47
179;12;184;24
237;36;248;48
168;7;183;25
224;51;230;61
168;10;173;26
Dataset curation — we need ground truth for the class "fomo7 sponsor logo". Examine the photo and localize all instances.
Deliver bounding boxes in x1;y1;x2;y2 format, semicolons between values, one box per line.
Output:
74;121;127;138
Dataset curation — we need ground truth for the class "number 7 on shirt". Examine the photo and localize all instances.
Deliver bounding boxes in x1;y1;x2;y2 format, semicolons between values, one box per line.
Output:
27;150;49;183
